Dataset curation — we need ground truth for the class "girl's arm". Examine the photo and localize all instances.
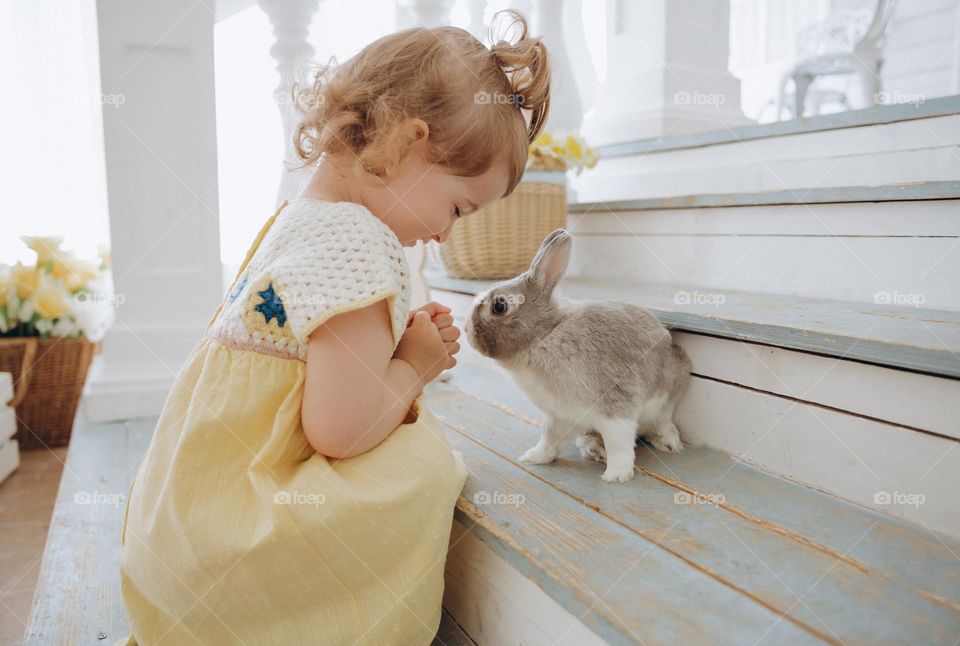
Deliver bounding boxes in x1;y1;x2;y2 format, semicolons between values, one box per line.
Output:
300;298;425;459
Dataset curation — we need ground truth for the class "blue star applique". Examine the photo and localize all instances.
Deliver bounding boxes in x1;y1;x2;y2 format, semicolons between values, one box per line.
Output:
227;274;248;304
255;282;287;327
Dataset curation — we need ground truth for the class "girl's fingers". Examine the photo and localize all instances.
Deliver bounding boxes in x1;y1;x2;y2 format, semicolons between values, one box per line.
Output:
445;340;461;356
438;325;460;342
431;313;455;328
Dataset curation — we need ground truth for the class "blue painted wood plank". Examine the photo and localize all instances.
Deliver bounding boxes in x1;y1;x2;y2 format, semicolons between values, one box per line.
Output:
444;422;822;645
24;418;153;645
424;270;960;379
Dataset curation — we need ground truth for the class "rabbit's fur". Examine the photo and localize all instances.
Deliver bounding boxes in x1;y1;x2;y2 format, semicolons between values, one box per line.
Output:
464;229;691;482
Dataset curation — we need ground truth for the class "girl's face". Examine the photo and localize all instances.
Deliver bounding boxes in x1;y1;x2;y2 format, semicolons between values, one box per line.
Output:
368;120;512;248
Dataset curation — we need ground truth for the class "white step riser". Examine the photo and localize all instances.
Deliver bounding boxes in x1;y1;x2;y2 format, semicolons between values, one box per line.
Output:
673;332;960;538
571;114;960;202
567;199;960;310
443;520;605;646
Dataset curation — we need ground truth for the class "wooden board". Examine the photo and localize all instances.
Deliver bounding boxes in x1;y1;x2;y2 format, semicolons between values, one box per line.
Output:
427;323;960;644
675;376;960;536
672;331;960;439
440;411;820;645
424;270;960;379
23;418;153;645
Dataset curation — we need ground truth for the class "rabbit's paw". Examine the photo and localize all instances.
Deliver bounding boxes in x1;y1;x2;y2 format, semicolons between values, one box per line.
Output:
576;432;606;463
601;464;635;483
518;445;556;465
648;423;684;453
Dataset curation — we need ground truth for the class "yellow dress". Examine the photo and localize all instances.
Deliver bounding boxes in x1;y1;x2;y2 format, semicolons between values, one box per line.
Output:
116;198;469;645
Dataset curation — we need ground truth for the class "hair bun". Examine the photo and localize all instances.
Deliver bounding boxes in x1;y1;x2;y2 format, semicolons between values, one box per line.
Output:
487;9;551;143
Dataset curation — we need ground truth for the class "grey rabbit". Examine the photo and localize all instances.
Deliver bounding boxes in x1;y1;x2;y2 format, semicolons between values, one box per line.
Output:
464;229;691;482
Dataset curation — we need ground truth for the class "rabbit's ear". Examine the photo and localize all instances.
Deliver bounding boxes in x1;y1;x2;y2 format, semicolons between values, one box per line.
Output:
528;229;572;293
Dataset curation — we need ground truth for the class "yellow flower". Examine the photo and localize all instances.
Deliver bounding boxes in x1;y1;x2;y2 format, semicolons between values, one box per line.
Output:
0;266;9;309
533;131;554;148
11;261;40;300
48;251;99;292
30;276;70;319
527;130;601;175
21;236;64;265
97;245;111;270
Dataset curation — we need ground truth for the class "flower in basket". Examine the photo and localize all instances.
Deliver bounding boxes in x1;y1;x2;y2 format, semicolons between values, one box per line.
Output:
0;236;115;341
526;131;600;176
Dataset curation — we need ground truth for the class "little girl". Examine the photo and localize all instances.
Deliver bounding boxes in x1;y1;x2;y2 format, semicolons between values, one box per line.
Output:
116;9;550;645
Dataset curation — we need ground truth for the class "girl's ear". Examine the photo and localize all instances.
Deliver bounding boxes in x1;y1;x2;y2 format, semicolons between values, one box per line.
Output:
408;118;429;142
385;119;431;178
527;229;572;293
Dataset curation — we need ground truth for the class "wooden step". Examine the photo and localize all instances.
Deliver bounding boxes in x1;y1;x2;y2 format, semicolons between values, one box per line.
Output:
594;95;960;157
571;108;960;204
432;318;960;644
561;197;959;310
425;269;960;379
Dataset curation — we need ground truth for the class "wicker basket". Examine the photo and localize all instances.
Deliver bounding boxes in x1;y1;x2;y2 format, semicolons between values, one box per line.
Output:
0;336;98;450
439;173;567;279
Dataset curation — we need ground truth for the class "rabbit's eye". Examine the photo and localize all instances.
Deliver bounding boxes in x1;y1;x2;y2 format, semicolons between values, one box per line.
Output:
491;296;508;315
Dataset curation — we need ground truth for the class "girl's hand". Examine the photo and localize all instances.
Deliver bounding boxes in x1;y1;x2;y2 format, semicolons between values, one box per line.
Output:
394;311;454;385
406;301;451;326
407;301;462;361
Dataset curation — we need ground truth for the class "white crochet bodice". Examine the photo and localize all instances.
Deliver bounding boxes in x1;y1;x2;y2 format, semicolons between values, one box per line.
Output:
207;199;411;361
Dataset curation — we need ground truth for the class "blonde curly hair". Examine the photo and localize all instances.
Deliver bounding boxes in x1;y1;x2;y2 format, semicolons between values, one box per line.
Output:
290;9;551;198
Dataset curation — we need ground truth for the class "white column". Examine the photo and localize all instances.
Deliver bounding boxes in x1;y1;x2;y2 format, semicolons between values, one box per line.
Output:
531;0;583;135
582;0;749;145
465;0;488;39
259;0;322;205
83;0;223;421
397;0;455;30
